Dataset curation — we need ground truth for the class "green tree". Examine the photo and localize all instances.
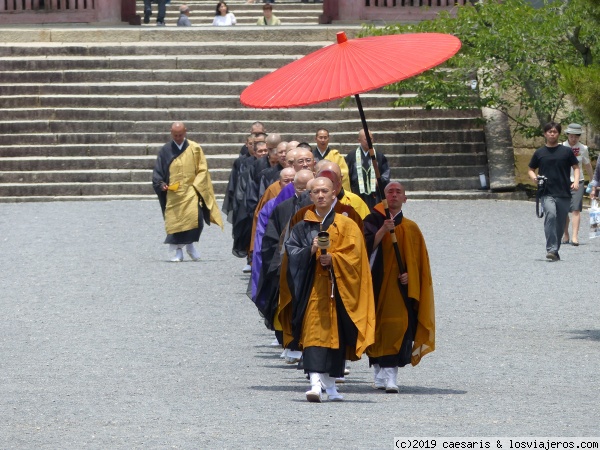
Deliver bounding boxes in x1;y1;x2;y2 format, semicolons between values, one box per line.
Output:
360;0;597;138
558;0;600;129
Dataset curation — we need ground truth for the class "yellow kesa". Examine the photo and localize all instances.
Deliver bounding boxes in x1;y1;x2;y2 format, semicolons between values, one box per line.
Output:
295;209;375;361
164;140;223;235
366;204;435;366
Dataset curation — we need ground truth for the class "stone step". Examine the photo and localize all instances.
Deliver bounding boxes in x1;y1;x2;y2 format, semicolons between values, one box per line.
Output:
0;181;166;196
0;26;360;44
137;0;323;17
0;175;487;197
0;54;301;71
0;163;486;184
0;169;153;183
0;190;528;203
0;190;527;203
0;41;330;57
0;153;486;172
0;129;485;146
0;81;399;97
0;141;487;158
0;117;483;134
0;69;272;83
0;194;162;203
402;177;484;191
0;94;403;109
1;107;481;122
139;17;322;26
391;165;488;179
139;1;322;11
1;82;252;96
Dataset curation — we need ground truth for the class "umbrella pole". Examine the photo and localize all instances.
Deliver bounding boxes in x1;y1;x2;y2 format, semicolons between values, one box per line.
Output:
355;94;407;275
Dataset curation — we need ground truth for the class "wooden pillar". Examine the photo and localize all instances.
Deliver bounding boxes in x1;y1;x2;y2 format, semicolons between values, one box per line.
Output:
321;0;339;24
121;0;139;24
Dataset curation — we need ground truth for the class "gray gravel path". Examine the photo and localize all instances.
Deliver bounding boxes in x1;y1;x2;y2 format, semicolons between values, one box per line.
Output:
1;199;599;449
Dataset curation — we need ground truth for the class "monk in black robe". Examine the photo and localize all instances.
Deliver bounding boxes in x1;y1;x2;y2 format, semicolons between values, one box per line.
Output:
256;170;313;334
231;142;268;262
344;129;390;211
363;182;435;393
152;122;223;262
285;177;375;402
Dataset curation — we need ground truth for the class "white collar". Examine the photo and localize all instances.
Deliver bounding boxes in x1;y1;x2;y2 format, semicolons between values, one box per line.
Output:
174;139;186;150
316;199;337;220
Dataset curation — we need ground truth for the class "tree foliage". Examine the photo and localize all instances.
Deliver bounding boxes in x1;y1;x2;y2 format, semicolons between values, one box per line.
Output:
360;0;598;138
558;0;600;129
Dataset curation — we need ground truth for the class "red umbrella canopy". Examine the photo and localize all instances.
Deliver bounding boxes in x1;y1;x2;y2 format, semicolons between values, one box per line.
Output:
240;31;461;109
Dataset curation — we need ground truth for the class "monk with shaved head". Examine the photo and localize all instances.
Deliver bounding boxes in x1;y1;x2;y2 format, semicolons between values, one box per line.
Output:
284;176;375;403
344;129;391;211
316;161;370;219
363;181;435;393
152;122;223;262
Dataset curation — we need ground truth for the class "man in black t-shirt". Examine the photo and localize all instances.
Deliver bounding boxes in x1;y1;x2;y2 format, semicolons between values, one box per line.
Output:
528;122;580;261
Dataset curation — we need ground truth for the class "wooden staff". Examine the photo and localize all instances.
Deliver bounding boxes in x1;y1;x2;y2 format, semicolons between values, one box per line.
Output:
355;93;407;276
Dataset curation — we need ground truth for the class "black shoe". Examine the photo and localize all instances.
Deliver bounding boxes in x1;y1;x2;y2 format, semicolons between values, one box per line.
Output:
143;10;151;24
546;251;559;261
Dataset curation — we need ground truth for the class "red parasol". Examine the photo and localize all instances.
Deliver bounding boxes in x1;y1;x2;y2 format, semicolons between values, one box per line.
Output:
240;32;461;109
240;31;461;274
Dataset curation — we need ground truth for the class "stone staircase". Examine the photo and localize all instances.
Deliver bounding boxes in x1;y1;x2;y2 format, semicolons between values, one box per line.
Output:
0;9;491;202
137;0;323;27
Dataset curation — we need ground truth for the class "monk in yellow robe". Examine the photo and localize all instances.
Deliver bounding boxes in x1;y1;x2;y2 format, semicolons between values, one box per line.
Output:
285;177;375;402
315;160;370;219
363;181;435;393
312;128;352;193
152;122;223;262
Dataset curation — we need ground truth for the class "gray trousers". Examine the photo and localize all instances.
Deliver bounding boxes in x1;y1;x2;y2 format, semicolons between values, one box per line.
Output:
541;196;570;253
144;0;166;23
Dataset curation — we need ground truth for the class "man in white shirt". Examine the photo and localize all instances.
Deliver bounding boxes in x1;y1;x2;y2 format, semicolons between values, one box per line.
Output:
561;123;593;246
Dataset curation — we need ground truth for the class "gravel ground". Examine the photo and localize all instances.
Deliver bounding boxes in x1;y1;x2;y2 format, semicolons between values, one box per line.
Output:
1;199;599;449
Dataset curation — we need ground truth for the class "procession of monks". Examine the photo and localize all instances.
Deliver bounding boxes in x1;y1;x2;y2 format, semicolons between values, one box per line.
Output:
221;123;436;403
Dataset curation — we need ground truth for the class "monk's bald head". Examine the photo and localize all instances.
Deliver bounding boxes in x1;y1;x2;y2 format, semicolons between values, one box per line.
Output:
384;181;404;194
358;128;374;151
286;149;299;168
276;141;288;166
310;177;336;212
314;159;328;174
315;168;341;195
293;169;314;195
293;149;314;172
266;133;282;149
171;122;187;145
385;181;406;212
279;167;296;187
318;161;341;179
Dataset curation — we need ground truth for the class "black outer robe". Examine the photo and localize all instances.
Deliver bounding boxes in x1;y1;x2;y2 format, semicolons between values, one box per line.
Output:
345;148;390;211
230;155;260;257
363;209;417;368
222;154;250;224
152;140;205;245
230;156;270;258
257;163;284;200
285;210;358;377
256;192;310;329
